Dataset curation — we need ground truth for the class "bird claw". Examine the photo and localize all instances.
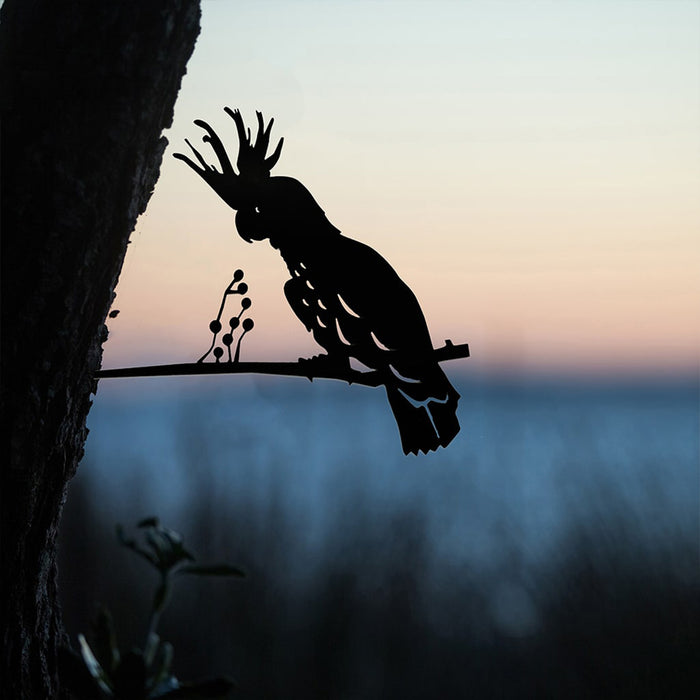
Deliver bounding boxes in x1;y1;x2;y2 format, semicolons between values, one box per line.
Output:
298;353;350;379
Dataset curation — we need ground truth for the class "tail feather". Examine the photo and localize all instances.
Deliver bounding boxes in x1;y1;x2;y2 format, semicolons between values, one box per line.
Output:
386;375;460;455
429;396;460;448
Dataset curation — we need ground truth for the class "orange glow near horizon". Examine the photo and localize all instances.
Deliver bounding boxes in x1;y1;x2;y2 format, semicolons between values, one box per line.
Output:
102;1;699;378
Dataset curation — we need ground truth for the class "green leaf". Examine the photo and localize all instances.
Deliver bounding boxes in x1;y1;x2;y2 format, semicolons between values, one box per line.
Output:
59;645;105;700
143;632;160;668
146;528;171;559
170;540;196;565
115;524;135;548
160;527;184;546
146;640;174;694
117;524;158;568
138;517;160;529
78;634;114;696
149;676;179;698
92;608;120;674
178;564;245;578
122;520;198;574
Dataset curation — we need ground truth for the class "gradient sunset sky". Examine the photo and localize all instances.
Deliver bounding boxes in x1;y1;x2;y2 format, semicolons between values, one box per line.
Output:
104;0;699;377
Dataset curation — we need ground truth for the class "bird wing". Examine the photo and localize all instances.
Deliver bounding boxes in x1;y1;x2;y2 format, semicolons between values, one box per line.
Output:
303;235;437;373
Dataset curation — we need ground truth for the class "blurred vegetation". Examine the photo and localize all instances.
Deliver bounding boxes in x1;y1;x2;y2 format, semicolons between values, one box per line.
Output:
59;465;699;699
60;518;243;699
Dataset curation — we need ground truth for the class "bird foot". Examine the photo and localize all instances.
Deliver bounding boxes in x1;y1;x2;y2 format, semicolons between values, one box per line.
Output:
298;353;350;379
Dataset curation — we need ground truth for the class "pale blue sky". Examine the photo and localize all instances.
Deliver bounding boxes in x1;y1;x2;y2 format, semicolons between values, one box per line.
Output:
108;0;699;375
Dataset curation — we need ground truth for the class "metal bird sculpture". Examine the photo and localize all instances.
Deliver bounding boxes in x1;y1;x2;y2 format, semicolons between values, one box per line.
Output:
174;109;460;454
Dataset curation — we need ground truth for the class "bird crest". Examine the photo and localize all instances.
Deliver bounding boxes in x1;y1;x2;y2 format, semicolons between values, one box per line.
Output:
228;108;284;182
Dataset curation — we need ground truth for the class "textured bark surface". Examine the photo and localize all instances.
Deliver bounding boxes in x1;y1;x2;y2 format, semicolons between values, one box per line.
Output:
0;1;201;696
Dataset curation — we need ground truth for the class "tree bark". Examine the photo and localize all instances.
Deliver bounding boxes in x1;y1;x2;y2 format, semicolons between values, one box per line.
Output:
0;1;201;697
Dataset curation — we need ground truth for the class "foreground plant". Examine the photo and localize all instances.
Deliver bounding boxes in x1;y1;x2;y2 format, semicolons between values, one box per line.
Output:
61;517;244;699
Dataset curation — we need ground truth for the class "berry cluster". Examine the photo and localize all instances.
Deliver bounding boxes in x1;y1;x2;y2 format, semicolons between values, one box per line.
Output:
198;269;255;363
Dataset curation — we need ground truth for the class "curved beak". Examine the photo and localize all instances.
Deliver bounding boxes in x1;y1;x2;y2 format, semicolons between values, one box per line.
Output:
235;208;268;243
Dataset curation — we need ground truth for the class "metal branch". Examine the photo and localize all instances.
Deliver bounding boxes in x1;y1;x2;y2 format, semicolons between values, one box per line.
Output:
95;341;470;388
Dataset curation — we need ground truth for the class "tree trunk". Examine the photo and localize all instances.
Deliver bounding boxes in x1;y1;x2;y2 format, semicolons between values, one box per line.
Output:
0;1;201;696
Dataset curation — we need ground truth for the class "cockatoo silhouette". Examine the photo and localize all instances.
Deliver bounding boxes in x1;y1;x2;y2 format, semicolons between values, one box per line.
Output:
175;109;460;454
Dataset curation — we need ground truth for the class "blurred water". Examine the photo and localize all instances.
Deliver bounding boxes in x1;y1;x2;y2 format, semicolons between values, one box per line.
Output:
76;373;698;574
62;373;699;697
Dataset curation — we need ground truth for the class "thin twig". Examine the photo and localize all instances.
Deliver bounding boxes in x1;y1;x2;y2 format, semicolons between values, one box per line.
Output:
95;341;470;388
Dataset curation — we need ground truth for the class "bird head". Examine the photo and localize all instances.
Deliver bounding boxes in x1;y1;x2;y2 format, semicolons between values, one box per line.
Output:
175;110;338;246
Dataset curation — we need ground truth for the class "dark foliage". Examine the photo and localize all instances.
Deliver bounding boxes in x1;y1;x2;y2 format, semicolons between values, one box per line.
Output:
59;471;699;699
61;519;240;698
